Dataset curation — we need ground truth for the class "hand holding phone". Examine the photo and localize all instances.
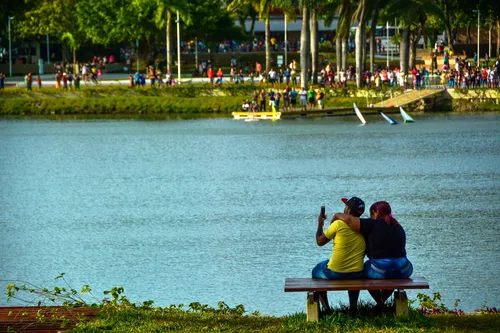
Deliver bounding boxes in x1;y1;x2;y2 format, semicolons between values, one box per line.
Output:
320;206;326;219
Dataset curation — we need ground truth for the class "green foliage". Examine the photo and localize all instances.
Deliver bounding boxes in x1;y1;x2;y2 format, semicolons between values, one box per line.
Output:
4;277;500;333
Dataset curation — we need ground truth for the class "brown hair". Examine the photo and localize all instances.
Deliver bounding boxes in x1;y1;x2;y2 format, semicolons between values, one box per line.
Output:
370;201;399;227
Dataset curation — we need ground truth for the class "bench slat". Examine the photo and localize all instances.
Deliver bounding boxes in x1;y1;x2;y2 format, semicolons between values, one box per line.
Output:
284;276;429;292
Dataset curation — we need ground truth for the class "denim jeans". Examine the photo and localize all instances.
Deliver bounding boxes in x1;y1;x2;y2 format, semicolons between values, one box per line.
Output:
312;260;363;280
363;257;413;279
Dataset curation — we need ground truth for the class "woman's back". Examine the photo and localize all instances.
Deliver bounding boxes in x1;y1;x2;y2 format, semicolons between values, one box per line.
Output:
360;218;406;259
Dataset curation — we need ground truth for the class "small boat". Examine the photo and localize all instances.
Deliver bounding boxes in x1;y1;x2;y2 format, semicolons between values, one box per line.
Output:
399;107;415;123
232;111;281;121
353;103;367;125
380;111;398;125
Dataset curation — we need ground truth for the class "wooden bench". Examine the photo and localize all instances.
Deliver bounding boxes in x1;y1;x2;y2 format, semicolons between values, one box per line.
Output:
284;276;429;321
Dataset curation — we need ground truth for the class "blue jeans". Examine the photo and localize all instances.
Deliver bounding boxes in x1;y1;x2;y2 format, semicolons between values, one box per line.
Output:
363;257;413;279
312;260;363;279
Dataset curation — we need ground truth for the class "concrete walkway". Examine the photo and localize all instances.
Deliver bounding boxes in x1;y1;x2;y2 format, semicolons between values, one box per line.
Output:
373;88;445;108
3;73;219;88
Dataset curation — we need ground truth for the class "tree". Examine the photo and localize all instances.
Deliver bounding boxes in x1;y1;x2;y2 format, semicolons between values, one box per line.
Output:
300;1;310;87
15;0;83;62
76;0;156;46
149;0;190;74
353;0;368;87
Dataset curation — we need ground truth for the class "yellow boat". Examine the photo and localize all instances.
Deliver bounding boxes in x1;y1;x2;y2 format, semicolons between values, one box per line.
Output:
232;111;281;121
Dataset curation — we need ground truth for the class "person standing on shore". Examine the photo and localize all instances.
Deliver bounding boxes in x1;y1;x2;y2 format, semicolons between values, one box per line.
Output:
0;73;4;90
207;66;214;85
37;75;42;89
259;88;266;111
75;75;80;90
24;73;29;91
299;86;307;111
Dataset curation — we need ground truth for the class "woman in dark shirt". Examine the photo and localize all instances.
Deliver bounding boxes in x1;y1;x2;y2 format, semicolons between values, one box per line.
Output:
333;201;413;305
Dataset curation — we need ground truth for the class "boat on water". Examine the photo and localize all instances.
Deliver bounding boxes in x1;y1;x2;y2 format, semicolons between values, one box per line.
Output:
400;107;415;123
353;103;367;125
380;111;398;125
232;111;281;121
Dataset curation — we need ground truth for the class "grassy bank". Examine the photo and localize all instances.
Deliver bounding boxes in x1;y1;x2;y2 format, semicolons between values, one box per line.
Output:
68;308;499;333
0;85;372;117
6;280;499;333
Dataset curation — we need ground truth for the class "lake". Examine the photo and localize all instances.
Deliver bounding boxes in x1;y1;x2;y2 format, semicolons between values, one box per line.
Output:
0;113;499;316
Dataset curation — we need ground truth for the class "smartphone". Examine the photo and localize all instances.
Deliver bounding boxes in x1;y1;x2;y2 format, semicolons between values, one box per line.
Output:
320;206;326;218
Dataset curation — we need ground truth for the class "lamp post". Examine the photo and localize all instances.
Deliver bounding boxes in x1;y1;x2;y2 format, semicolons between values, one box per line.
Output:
473;9;480;65
477;10;480;65
46;34;50;64
386;21;389;68
8;16;14;77
284;14;287;66
176;10;181;84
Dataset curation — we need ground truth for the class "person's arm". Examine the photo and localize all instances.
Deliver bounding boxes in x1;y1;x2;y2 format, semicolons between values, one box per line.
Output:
316;212;331;246
332;213;361;232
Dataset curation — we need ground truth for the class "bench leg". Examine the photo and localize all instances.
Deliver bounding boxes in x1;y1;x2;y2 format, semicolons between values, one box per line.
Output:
394;290;409;317
306;292;320;322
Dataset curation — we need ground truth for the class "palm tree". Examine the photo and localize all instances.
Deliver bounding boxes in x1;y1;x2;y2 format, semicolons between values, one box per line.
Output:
336;0;352;80
368;0;381;72
353;0;368;87
228;0;283;72
152;0;189;73
300;1;311;87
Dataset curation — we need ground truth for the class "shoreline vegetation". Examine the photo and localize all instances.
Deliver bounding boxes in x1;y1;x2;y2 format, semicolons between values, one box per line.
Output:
3;278;499;333
0;85;499;118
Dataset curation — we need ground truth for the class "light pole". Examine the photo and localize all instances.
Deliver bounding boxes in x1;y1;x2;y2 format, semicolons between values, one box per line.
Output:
386;21;389;68
46;34;50;64
176;10;181;83
8;16;14;77
284;14;287;66
477;10;480;65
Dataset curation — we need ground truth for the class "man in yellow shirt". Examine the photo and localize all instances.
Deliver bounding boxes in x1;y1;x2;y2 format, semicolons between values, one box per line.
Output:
313;197;366;314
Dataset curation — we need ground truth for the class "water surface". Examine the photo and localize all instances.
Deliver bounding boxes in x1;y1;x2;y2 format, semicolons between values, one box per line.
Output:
0;113;499;315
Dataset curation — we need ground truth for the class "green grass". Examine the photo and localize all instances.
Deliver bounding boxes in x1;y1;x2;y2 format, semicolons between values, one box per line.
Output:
66;303;500;333
0;84;379;117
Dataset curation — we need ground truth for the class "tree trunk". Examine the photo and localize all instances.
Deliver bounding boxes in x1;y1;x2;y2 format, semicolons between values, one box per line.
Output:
73;48;76;68
311;8;318;84
442;0;454;52
342;38;348;73
300;4;310;87
409;35;416;69
370;20;377;72
239;17;246;32
336;35;342;79
497;18;499;57
369;2;379;72
166;10;172;73
362;24;367;72
355;0;367;88
250;16;256;35
265;16;271;72
465;26;470;44
400;26;410;74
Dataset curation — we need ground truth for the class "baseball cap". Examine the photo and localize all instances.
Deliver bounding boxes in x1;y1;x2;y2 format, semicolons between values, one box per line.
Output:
341;197;365;217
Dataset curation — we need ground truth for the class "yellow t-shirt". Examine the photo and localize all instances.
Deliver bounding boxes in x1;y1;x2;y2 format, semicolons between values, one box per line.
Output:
324;219;366;273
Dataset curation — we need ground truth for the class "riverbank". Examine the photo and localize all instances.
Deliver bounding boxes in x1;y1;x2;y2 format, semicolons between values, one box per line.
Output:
0;85;370;117
1;85;499;117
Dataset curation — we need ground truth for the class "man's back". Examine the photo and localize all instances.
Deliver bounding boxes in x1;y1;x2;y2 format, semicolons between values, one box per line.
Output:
325;219;365;273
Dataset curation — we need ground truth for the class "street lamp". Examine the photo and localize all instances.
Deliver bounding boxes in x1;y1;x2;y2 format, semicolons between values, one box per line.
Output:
284;14;287;66
8;16;14;77
176;10;181;84
473;10;479;66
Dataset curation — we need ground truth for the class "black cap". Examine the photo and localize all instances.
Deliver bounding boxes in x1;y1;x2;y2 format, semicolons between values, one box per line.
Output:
341;197;365;217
